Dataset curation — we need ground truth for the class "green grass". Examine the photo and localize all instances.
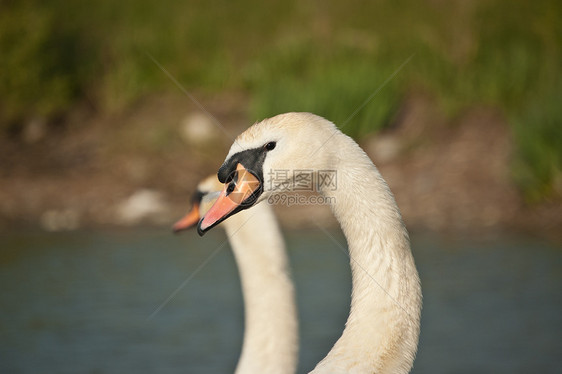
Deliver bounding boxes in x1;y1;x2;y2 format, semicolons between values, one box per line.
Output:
247;46;404;137
511;80;562;202
0;0;560;201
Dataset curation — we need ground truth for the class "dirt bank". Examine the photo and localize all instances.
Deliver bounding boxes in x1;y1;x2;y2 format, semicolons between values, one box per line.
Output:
1;93;560;239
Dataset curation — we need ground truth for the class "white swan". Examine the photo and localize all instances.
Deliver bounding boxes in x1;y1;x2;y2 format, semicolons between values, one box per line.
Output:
198;113;422;374
174;175;298;374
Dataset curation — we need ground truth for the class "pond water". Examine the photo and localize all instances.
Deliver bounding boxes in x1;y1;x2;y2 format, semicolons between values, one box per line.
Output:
1;228;560;373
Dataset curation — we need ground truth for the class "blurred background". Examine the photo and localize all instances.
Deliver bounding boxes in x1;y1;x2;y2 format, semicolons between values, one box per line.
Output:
1;0;561;373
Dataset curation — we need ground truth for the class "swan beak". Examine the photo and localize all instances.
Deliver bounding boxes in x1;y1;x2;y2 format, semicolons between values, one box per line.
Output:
198;163;260;235
172;203;201;233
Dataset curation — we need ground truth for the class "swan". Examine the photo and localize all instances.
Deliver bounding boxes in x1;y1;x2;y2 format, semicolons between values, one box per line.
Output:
173;175;298;374
197;113;422;373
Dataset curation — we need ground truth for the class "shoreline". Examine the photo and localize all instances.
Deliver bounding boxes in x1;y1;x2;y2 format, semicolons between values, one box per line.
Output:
1;93;560;240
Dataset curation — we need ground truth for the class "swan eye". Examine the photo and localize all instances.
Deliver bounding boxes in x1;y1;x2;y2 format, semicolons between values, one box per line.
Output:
225;170;238;184
226;181;236;195
264;141;276;151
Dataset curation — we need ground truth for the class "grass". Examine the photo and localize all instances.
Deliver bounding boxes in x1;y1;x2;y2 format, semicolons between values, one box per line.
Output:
0;0;560;201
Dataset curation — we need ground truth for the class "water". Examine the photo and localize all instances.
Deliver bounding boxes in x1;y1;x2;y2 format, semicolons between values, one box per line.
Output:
0;229;560;373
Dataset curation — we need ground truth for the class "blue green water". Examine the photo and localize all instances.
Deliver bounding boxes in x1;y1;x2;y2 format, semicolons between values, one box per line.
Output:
0;229;560;373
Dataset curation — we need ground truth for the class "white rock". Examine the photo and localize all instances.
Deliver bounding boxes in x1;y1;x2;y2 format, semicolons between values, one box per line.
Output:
116;189;169;225
180;112;219;144
367;135;401;163
23;117;47;144
40;209;80;231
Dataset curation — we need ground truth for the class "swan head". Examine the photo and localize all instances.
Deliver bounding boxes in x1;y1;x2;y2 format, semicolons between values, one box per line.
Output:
172;176;222;233
198;112;337;235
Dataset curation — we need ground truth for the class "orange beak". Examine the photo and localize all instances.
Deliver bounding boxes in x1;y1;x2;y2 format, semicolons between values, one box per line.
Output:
198;163;260;235
172;202;201;233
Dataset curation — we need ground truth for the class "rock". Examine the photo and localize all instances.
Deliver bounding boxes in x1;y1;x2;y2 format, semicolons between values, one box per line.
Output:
180;112;219;145
40;209;80;231
123;158;150;183
116;189;169;225
366;134;401;164
23;117;47;144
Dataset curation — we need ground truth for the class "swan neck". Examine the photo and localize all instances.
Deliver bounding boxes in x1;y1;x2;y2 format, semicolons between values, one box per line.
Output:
312;133;421;374
224;203;298;374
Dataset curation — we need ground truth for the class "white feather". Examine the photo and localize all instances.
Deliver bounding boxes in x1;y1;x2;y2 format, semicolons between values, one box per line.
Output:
224;113;422;374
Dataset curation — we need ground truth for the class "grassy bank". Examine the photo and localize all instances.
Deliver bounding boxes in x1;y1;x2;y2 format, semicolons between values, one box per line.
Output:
1;0;560;201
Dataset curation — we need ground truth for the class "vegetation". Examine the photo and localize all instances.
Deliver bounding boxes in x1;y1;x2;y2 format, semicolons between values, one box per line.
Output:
0;0;560;201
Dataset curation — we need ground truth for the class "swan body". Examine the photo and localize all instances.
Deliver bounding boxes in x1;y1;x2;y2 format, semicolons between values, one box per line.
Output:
199;113;422;373
174;176;298;374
